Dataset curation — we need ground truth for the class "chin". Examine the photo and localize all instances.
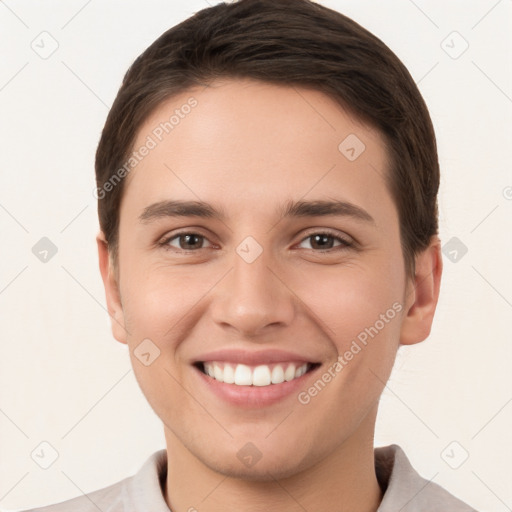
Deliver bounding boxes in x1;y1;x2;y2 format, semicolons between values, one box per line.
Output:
197;445;313;482
205;461;302;482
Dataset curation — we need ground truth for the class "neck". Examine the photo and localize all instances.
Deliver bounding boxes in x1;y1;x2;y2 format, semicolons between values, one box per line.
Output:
163;415;383;512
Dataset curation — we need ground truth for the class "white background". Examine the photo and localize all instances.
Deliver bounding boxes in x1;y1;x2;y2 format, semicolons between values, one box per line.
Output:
1;1;511;510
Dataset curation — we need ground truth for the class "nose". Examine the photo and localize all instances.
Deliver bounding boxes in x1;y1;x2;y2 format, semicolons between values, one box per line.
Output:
210;248;295;338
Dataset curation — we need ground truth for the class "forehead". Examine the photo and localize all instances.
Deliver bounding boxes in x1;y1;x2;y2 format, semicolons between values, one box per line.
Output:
122;78;394;224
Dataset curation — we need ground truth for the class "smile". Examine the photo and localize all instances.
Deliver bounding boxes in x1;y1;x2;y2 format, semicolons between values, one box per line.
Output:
198;361;318;387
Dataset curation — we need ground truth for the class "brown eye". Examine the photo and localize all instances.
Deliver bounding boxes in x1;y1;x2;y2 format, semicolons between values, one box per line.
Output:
165;233;212;251
298;232;352;251
310;234;335;250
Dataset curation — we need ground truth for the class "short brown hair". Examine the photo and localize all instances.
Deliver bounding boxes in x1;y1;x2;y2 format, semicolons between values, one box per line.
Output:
95;0;439;277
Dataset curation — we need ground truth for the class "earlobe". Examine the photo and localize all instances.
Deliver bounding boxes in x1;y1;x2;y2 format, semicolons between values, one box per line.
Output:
96;232;128;344
399;237;443;346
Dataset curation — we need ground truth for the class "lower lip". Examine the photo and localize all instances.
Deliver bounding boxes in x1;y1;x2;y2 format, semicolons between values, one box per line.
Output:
193;364;321;408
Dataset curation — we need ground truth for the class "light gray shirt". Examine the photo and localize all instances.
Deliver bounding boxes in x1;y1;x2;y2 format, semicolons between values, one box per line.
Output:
21;445;477;511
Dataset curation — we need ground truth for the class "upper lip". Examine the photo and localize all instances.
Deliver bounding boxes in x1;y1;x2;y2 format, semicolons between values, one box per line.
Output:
193;349;320;366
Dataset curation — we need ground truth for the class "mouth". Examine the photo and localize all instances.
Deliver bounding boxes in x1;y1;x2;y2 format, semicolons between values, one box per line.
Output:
194;361;321;387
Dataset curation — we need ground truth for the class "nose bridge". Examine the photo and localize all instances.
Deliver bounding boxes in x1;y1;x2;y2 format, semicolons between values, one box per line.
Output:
233;247;274;302
212;239;294;336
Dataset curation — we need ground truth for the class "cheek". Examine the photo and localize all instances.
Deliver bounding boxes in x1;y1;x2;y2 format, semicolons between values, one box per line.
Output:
118;258;220;351
118;263;203;424
290;268;404;422
122;285;185;351
293;262;404;342
291;262;404;402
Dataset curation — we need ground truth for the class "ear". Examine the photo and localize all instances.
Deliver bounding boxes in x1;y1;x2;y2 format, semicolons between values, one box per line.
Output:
96;232;128;344
399;236;443;345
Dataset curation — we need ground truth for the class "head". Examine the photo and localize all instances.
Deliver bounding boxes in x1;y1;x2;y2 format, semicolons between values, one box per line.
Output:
96;0;442;480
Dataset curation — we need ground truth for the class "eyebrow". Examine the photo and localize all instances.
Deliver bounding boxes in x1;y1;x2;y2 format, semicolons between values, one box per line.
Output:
279;198;375;224
138;199;375;224
139;200;222;222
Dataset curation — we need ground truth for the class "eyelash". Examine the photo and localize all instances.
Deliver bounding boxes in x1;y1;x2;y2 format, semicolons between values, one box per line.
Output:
158;230;354;254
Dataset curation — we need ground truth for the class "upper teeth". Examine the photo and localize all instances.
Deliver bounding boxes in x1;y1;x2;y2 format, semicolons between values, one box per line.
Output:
202;362;310;386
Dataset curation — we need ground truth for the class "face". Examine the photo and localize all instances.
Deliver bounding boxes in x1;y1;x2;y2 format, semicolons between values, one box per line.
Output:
99;78;439;480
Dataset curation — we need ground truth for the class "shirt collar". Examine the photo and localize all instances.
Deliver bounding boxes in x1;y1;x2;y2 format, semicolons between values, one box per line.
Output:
122;445;474;511
375;444;475;511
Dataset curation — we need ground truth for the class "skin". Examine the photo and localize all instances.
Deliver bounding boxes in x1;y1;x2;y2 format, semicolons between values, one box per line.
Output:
98;78;442;512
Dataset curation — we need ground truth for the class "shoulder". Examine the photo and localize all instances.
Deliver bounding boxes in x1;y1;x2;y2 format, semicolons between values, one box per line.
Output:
18;450;169;512
18;479;128;512
376;444;478;512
